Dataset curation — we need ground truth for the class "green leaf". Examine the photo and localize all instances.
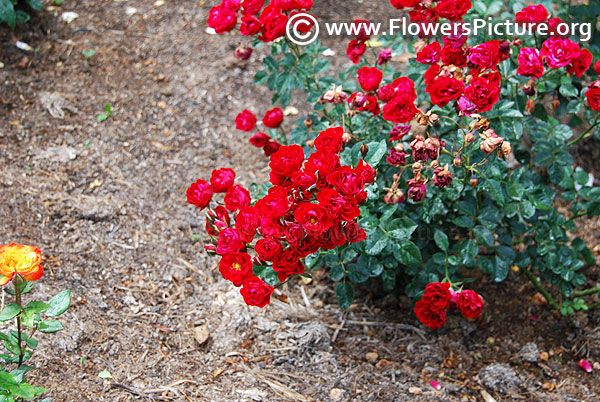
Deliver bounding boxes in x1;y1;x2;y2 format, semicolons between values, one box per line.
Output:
364;140;387;167
365;229;388;255
45;290;71;317
38;320;63;333
335;282;354;310
0;0;16;29
461;239;479;266
393;241;422;267
0;304;20;321
346;262;370;283
263;56;278;72
98;370;113;379
433;230;449;252
473;226;494;248
24;301;49;314
25;0;43;10
494;256;509;282
254;70;268;85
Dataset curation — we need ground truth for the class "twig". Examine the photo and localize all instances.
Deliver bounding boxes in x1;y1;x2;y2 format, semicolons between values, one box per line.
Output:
331;312;348;343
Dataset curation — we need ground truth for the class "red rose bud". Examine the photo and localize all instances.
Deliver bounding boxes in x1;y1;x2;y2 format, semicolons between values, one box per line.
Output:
235;109;257;131
378;48;392;65
594;60;600;76
204;244;216;254
249;132;271;148
234;45;253;60
262;107;284;128
512;38;522;47
263;141;281;157
457;290;484;319
470;177;478;187
360;143;369;157
525;99;535;114
498;40;511;61
458;96;477;116
384;189;405;204
578;359;593;373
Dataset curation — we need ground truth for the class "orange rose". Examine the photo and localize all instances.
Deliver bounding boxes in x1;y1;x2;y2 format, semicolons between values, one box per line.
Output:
0;243;43;285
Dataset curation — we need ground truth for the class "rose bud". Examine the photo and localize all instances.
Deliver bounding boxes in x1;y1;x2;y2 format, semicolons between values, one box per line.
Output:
512;38;522;47
552;96;560;110
352;92;367;108
342;131;353;144
470;177;478;187
523;82;536;97
499;141;512;158
384;189;406;204
204;244;217;255
304;117;313;128
481;136;503;154
306;139;315;148
526;99;535;114
453;156;461;167
430;160;440;169
360;143;369;157
234;45;253;60
464;132;475;144
499;40;511;61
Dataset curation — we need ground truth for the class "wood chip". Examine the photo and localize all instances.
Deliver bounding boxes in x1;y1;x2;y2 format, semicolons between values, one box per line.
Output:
193;324;210;345
212;368;224;377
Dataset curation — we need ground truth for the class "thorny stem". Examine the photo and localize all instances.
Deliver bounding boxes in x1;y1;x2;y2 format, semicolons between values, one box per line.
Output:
13;276;24;367
522;266;560;310
567;119;599;146
573;286;600;298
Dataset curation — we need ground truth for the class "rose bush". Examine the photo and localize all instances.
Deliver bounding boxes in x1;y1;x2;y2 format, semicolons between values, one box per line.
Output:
194;0;600;328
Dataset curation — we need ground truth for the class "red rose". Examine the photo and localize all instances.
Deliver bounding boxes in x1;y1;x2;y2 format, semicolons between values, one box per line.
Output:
222;0;241;11
377;84;397;103
285;223;306;245
433;166;453;188
357;67;383;92
241;0;264;15
240;15;261;36
414;299;447;329
390;0;420;8
259;5;288;42
262;107;284;128
416;42;442;64
424;64;441;85
219;252;253;286
291;234;320;257
294;202;332;235
464;75;500;113
259;217;286;238
407;175;427;202
442;46;467;67
263;141;281;157
316;188;360;221
457;289;484;319
314;127;344;153
355;159;376;184
594;60;600;76
382;97;418;123
240;276;274;307
255;238;283;262
249;132;271;147
235;206;260;242
541;37;579;69
348;93;381;116
567;49;592;79
422;281;452;310
255;186;290;219
386;147;406;166
206;206;230;236
391;77;417;102
351;18;372;41
305;151;340;177
515;4;548;25
207;4;238;33
235;109;257;131
291;170;317;190
389;124;411;142
346;39;366;64
269;144;305;180
434;0;472;21
585;81;600;112
517;47;544;79
273;249;304;281
224;185;251;211
216;228;245;255
345;220;366;243
326;166;365;196
426;76;465;107
468;40;500;71
210;168;236;193
273;0;298;12
187;179;213;209
318;220;347;249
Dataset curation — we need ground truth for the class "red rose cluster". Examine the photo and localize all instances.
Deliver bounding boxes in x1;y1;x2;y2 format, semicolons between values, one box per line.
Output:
187;126;372;308
414;282;484;329
390;0;472;24
208;0;314;43
235;108;285;157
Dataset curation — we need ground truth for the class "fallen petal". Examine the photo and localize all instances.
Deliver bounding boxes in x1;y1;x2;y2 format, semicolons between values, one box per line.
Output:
578;359;593;373
430;380;441;390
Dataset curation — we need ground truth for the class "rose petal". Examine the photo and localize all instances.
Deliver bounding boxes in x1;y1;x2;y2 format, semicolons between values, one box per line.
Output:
578;359;593;373
430;380;441;390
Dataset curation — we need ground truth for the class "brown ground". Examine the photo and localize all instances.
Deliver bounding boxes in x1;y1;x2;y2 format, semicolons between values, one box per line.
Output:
0;1;599;401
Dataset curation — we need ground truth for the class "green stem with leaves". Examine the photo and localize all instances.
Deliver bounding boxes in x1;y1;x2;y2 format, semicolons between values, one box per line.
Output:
13;277;24;367
567;119;599;146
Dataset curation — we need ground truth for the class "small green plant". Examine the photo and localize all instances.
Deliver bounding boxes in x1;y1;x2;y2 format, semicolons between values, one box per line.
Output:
82;50;96;58
97;104;113;122
0;243;70;400
0;0;43;29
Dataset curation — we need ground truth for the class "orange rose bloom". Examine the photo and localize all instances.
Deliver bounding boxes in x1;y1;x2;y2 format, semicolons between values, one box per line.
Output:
0;243;43;285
